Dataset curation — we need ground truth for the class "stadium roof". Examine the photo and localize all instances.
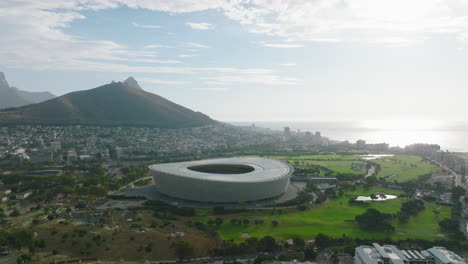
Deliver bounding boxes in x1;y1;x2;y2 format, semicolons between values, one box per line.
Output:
149;157;292;183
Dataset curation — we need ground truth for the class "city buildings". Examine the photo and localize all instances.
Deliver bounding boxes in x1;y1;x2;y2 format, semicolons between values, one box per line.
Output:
355;244;465;264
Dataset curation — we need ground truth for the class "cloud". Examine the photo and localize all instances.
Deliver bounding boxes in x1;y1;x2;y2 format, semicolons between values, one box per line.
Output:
0;0;300;91
193;87;229;91
259;42;304;48
144;44;174;49
139;77;187;85
185;42;210;48
279;63;297;67
178;54;196;58
120;0;468;45
118;0;223;13
132;22;161;29
203;74;299;86
186;22;215;30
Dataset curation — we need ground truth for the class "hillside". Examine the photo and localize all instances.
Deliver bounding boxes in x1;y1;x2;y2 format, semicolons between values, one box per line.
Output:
0;78;214;128
0;72;55;109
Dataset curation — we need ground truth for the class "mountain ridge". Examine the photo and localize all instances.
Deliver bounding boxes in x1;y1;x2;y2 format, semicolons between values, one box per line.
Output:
0;72;56;109
0;79;214;128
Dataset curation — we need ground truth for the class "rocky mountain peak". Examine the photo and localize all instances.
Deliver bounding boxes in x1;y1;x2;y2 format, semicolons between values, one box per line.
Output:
0;72;9;88
123;77;142;89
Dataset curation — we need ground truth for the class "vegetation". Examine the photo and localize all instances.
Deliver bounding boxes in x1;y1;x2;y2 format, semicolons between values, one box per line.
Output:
373;155;437;182
200;187;450;241
355;208;394;231
272;154;367;175
0;82;214;128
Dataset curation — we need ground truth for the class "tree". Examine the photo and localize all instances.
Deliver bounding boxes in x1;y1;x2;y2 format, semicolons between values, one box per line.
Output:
452;186;466;200
173;240;195;259
355;208;394;232
304;248;317;261
215;217;223;227
257;236;278;252
271;220;279;227
370;193;378;201
10;208;20;217
400;200;425;216
16;253;31;264
314;233;331;248
292;237;305;249
10;229;34;249
254;255;276;264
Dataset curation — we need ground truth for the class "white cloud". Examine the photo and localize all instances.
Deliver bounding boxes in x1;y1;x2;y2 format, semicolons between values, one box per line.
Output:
185;42;210;48
279;63;297;67
132;22;161;29
259;42;304;48
186;22;215;30
144;44;174;49
203;74;299;86
193;87;229;91
118;0;223;13
178;54;196;58
0;0;299;90
139;77;188;85
119;0;468;45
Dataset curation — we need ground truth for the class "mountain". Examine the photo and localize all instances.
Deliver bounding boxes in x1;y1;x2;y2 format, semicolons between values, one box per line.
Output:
16;89;56;104
0;72;56;109
0;79;214;128
122;76;141;89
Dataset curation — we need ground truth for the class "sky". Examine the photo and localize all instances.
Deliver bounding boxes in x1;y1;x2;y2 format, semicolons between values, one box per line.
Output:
2;0;468;122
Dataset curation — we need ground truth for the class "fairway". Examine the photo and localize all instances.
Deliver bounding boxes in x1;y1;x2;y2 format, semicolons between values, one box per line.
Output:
202;187;450;241
373;155;438;182
271;155;367;175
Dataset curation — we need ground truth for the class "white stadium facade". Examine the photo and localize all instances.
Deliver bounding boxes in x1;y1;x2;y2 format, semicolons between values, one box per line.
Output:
149;157;293;203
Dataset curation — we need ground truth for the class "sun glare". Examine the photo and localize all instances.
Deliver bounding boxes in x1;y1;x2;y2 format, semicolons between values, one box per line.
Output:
359;120;445;130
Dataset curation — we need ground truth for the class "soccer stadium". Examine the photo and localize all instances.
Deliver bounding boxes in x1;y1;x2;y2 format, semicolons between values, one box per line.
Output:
148;157;293;203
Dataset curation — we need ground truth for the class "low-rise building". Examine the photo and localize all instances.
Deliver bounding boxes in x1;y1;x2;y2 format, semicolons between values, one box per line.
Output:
421;247;466;264
355;244;465;264
355;243;427;264
15;190;32;200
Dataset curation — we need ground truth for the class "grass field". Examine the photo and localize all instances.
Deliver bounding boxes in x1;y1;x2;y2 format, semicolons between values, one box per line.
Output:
270;155;366;174
373;155;438;182
202;187;450;241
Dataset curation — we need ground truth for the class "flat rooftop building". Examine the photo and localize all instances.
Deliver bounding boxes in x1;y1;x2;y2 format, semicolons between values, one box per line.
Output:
421;247;466;264
355;244;465;264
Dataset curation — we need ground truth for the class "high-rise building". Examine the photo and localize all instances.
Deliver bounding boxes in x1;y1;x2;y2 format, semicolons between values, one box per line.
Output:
356;139;366;149
283;126;291;141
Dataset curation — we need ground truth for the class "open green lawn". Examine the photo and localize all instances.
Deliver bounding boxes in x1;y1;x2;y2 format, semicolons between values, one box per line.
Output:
270;155;366;174
201;187;450;241
374;155;438;182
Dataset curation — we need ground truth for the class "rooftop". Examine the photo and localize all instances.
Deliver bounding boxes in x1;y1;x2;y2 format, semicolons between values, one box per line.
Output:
149;157;293;183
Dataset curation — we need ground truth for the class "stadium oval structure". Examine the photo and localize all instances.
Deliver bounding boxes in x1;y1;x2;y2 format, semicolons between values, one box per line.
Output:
149;157;293;203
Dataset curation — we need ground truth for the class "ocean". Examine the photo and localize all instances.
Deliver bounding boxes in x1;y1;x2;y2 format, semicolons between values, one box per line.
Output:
230;120;468;152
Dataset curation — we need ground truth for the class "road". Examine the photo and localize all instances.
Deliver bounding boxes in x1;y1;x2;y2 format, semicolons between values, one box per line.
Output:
0;252;19;264
94;250;304;264
425;156;464;187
